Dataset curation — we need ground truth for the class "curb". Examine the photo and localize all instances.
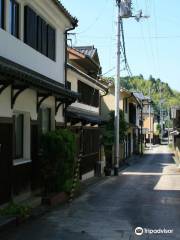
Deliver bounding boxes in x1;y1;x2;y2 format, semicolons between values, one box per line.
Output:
0;216;16;232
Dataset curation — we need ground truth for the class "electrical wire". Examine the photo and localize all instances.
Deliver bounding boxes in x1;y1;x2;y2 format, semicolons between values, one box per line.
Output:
75;0;109;35
120;19;133;77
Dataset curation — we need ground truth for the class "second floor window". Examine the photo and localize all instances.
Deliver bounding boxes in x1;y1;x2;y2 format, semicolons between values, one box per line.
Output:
24;6;56;61
123;98;128;113
0;0;4;29
78;80;99;108
67;81;71;90
129;103;137;125
10;0;19;38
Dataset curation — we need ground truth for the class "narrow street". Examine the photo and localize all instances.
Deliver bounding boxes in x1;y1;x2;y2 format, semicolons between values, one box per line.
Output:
1;145;180;240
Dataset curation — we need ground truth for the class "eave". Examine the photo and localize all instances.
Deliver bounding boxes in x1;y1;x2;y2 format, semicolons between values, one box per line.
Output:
66;107;106;126
68;47;101;73
67;63;108;92
0;56;79;105
52;0;78;27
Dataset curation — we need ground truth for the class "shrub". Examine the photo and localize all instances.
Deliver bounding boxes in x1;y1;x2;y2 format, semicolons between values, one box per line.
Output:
0;202;31;218
102;111;127;166
41;129;77;195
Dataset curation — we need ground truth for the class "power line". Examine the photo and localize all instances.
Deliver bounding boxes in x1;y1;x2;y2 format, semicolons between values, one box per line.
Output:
120;19;133;77
75;0;109;35
126;35;180;39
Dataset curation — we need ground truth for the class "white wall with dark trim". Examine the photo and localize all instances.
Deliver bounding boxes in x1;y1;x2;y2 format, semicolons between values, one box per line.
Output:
14;89;37;120
1;0;72;84
0;87;12;117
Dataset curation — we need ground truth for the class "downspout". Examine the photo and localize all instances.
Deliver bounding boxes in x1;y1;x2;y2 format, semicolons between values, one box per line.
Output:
140;102;143;155
97;81;109;174
64;19;78;127
64;21;77;88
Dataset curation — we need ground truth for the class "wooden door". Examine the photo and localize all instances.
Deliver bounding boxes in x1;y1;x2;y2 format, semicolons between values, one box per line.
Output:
0;122;12;205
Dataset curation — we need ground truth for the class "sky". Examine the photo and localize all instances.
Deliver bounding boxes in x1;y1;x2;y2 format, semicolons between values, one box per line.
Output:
61;0;180;91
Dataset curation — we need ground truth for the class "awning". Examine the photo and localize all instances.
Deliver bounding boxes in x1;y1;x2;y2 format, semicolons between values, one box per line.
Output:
0;56;79;103
66;107;106;125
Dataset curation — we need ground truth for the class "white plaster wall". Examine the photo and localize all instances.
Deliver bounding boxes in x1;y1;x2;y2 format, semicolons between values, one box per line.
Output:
0;28;64;84
0;87;12;117
14;89;37;120
1;0;72;84
0;87;64;124
81;170;95;181
68;71;77;92
67;69;103;91
55;105;64;123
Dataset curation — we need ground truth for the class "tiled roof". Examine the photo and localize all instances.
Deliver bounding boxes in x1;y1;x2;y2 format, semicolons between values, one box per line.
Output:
66;107;107;125
133;92;150;101
74;46;97;58
52;0;78;26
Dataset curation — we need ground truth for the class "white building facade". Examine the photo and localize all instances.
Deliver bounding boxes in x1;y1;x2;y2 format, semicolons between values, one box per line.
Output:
0;0;78;205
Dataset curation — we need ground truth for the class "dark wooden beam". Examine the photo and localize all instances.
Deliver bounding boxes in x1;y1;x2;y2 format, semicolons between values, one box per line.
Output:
11;86;28;109
0;83;11;94
55;98;63;115
37;93;51;113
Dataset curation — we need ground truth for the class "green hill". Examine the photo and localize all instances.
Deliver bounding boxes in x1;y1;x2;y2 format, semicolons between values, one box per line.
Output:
103;75;180;113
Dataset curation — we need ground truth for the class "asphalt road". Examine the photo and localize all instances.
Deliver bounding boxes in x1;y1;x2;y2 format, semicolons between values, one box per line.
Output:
1;145;180;240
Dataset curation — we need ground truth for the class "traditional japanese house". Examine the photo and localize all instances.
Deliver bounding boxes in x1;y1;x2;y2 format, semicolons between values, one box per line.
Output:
66;46;108;180
0;0;78;205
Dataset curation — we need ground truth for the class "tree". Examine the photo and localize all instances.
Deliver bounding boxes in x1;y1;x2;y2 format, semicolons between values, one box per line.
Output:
103;110;127;146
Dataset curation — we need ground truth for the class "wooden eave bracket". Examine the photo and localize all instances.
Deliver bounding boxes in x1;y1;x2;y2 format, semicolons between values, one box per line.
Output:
55;98;63;115
11;85;28;109
37;93;51;113
0;83;11;94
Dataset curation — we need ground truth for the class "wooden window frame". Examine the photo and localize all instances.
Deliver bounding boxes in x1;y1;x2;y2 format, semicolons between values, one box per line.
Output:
0;0;5;29
14;113;24;159
24;5;56;61
67;81;71;90
124;98;128;113
39;107;51;134
78;80;99;108
10;0;20;39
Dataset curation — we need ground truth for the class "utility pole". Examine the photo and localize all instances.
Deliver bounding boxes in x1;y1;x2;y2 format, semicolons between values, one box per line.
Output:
160;85;163;144
140;103;143;155
168;108;170;145
114;0;121;176
114;0;148;175
149;88;152;149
